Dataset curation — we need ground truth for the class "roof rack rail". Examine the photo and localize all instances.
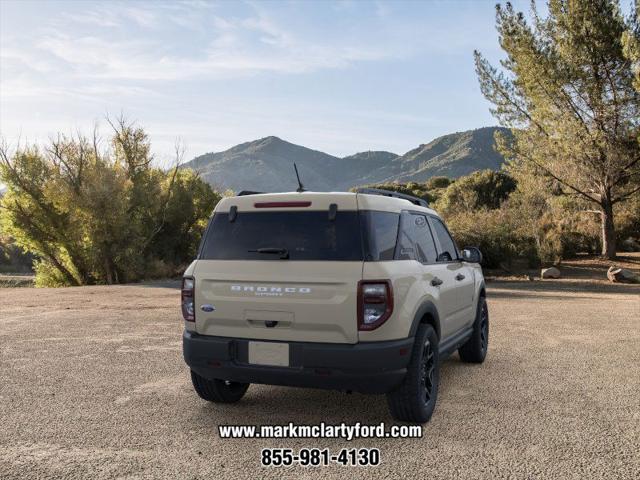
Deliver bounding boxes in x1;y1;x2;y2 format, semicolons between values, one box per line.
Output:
237;190;264;196
355;187;428;207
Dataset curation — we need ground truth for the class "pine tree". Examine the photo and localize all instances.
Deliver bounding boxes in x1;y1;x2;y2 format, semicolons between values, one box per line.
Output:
475;0;640;259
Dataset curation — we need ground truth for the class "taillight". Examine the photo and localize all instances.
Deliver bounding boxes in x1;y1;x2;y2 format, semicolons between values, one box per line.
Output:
181;277;195;322
358;280;393;331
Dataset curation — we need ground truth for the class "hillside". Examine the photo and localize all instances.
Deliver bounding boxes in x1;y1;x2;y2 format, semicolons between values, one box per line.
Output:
340;151;399;186
182;127;510;192
182;136;344;192
365;127;511;183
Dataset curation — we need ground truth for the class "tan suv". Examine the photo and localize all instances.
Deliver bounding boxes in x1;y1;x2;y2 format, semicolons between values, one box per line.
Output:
182;188;488;423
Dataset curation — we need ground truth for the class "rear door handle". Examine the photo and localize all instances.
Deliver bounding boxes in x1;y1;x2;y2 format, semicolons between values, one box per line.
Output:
455;274;465;281
431;277;443;287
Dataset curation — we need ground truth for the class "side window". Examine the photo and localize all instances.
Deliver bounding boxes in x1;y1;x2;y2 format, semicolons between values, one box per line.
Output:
360;211;400;261
429;217;458;262
395;212;437;263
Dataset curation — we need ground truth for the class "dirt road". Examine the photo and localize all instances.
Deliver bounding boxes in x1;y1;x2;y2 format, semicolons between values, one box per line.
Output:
1;281;638;479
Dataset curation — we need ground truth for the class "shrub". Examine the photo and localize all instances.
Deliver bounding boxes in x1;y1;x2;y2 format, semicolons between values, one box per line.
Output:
0;120;219;286
425;176;451;190
435;170;516;216
446;208;538;269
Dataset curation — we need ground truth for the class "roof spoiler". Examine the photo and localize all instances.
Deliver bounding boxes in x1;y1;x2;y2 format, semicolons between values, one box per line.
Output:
355;187;428;207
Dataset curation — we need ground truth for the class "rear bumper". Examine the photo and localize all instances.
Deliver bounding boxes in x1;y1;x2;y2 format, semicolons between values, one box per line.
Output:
183;331;414;394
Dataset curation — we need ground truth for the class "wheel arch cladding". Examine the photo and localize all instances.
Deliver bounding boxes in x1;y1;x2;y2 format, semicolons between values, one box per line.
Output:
409;302;441;340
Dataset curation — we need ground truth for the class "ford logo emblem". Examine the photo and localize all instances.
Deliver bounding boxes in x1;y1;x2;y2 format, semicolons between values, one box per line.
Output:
200;304;215;312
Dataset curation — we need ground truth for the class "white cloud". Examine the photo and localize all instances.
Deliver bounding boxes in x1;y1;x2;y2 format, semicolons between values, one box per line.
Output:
62;10;122;28
7;6;396;83
61;4;160;29
2;0;487;91
241;12;293;48
0;1;500;160
122;6;158;27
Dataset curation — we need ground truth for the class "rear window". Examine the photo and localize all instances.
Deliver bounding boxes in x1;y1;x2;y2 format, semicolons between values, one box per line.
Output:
199;210;402;262
200;211;363;261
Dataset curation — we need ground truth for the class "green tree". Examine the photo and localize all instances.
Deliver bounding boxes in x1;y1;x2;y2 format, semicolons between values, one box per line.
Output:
623;2;640;92
0;119;219;286
148;168;219;268
435;170;516;216
425;176;452;190
475;0;640;259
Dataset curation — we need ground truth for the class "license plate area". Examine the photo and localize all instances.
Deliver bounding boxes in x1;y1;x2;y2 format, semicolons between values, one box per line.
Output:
248;341;290;367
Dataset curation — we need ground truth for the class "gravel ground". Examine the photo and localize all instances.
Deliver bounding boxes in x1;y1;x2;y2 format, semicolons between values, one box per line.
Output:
0;281;638;479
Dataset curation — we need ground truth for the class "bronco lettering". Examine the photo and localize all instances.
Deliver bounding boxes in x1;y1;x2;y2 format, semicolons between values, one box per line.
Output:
230;285;312;294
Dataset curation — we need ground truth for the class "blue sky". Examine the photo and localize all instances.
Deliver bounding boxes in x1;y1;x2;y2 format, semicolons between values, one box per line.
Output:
0;0;533;164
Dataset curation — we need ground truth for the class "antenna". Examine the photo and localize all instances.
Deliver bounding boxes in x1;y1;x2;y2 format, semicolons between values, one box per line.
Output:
293;163;306;192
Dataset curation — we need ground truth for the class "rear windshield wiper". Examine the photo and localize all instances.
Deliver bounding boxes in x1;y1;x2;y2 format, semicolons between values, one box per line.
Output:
248;247;290;259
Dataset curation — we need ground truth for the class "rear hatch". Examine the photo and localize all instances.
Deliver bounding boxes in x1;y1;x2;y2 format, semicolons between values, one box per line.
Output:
193;193;363;344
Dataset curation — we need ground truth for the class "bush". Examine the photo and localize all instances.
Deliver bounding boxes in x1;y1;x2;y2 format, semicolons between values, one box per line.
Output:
446;208;539;269
425;176;451;190
435;170;516;216
616;194;640;246
0;120;219;286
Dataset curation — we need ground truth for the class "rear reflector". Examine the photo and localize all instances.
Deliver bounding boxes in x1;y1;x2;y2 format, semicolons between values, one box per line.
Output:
254;201;312;208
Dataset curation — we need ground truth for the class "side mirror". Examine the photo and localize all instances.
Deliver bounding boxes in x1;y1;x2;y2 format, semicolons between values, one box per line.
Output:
462;247;483;264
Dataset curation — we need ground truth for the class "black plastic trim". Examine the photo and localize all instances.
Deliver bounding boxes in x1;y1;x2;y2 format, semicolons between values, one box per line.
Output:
237;190;264;196
438;327;473;358
229;205;238;222
409;301;441;339
328;203;338;221
183;331;414;394
355;188;429;207
479;281;486;297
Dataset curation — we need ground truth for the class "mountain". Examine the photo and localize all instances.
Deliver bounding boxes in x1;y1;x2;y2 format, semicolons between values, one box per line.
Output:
339;151;399;186
183;136;343;192
369;127;510;183
182;127;510;192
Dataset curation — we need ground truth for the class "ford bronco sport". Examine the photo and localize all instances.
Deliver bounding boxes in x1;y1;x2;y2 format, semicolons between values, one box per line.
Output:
182;188;488;423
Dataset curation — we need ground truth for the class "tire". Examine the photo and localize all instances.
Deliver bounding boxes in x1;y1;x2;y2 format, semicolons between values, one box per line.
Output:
386;324;440;423
458;295;489;363
190;370;249;403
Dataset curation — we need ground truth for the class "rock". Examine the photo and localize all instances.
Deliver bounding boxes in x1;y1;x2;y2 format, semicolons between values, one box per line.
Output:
607;266;639;283
541;267;561;279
